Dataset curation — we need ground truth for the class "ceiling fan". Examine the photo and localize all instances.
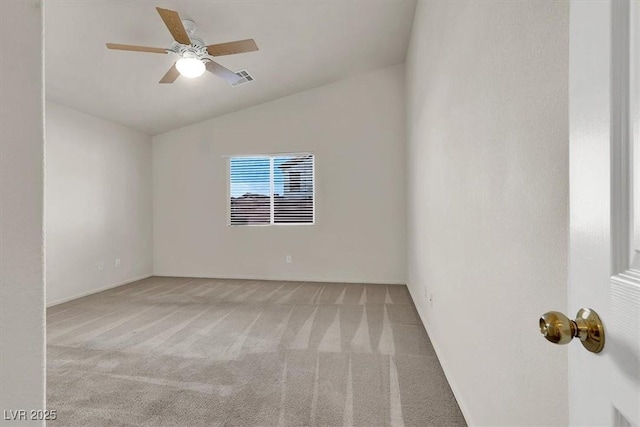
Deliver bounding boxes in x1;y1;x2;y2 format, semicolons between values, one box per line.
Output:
106;7;258;85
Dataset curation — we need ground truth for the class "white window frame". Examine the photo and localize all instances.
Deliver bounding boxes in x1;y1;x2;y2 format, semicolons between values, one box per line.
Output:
226;152;315;226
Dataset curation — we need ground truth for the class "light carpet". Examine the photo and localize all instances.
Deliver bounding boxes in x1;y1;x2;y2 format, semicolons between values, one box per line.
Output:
47;277;466;426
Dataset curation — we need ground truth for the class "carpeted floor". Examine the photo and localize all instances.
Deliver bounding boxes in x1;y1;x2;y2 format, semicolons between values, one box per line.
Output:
47;277;466;427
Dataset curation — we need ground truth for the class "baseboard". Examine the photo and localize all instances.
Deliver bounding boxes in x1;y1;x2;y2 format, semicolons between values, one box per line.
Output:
46;274;153;307
152;272;406;286
405;284;474;426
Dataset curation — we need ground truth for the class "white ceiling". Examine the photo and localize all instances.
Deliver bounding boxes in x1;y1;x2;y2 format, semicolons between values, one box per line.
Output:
45;0;416;135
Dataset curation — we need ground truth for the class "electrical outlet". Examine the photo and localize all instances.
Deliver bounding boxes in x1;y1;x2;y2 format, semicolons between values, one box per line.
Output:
286;255;292;263
115;258;121;268
98;260;104;271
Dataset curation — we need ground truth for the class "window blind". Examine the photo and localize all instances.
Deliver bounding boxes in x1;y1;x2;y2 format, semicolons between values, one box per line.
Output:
229;154;314;226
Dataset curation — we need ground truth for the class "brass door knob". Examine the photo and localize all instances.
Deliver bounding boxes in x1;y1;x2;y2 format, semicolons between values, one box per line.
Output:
539;308;605;353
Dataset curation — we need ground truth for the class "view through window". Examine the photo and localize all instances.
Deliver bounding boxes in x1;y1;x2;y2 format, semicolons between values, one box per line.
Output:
229;154;314;225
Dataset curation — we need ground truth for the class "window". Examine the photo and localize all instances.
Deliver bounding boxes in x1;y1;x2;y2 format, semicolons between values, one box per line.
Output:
229;154;314;225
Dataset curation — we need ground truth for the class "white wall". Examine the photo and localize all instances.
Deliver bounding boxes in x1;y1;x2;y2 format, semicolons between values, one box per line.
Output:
153;64;405;284
0;0;45;423
405;1;569;425
45;102;153;305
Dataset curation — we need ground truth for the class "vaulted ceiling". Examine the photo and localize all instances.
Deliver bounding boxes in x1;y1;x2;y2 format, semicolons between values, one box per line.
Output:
45;1;416;135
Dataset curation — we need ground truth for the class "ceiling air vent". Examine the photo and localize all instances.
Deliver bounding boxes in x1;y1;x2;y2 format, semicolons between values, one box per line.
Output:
231;70;255;87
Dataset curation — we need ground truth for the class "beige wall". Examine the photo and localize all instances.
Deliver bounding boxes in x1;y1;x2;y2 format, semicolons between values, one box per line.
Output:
45;102;153;305
405;1;569;425
153;64;406;284
0;0;45;422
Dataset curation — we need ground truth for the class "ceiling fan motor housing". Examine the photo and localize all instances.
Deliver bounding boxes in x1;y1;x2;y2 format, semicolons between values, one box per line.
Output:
167;19;209;61
170;42;210;62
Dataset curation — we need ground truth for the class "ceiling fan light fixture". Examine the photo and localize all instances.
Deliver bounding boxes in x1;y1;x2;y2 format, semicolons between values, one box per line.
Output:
106;7;259;84
175;57;205;78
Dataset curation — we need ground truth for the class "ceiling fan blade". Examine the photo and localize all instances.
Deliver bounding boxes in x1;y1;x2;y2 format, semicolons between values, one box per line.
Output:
205;61;242;85
156;7;191;45
206;39;259;57
106;43;167;54
159;63;180;84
